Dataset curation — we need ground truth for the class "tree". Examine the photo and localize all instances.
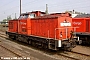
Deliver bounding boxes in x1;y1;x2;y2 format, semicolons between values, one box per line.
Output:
7;15;12;21
3;19;7;22
2;15;12;22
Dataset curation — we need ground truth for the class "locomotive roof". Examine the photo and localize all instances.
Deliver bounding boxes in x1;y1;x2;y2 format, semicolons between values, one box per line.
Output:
74;14;90;18
32;12;71;19
19;11;71;19
20;11;46;15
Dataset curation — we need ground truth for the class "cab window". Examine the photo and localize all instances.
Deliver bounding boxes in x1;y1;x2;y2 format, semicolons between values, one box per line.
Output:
19;14;29;19
29;13;36;18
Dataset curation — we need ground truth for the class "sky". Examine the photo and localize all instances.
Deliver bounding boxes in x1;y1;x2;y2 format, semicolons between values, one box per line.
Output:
0;0;90;21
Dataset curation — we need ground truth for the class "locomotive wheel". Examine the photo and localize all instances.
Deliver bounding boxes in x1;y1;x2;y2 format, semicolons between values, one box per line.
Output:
45;44;48;49
64;47;72;51
28;40;31;45
41;43;45;49
67;48;72;51
32;41;36;46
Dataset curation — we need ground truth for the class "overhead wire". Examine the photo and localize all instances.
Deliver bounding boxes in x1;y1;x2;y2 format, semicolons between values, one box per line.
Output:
0;0;38;14
0;0;89;13
0;0;15;8
0;0;90;20
48;2;90;13
23;0;90;12
0;0;38;19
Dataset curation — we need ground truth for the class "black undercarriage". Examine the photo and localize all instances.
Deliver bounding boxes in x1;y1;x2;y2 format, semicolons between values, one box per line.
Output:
6;31;76;51
76;32;90;45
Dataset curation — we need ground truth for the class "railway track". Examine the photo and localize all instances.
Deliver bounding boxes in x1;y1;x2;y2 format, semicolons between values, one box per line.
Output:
58;53;79;60
0;32;90;60
70;51;90;57
0;32;7;38
0;44;22;57
0;32;26;60
57;50;90;60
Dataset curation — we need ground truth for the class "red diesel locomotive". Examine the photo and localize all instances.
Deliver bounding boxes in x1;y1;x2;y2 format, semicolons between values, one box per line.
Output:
72;18;90;44
6;11;80;50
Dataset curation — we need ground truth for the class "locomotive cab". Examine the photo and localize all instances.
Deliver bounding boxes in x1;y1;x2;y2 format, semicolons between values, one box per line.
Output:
19;13;35;19
19;11;46;19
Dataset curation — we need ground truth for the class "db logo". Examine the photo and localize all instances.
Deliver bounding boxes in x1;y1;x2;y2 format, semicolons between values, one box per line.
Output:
73;22;82;25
